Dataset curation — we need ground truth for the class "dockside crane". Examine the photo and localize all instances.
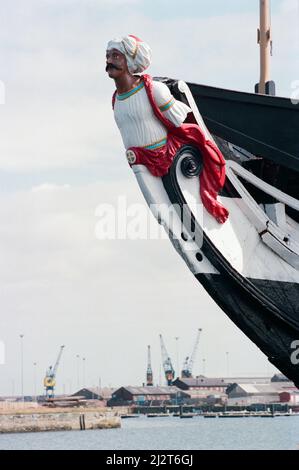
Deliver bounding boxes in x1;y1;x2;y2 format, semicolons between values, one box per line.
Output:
181;328;202;378
159;334;175;385
146;345;153;386
44;345;65;398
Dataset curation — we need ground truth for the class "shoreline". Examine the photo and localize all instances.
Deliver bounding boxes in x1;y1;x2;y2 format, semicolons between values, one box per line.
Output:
0;407;121;434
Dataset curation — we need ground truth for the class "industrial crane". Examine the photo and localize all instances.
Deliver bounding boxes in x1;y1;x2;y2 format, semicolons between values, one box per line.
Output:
146;345;153;386
159;334;175;385
44;345;65;398
181;328;202;378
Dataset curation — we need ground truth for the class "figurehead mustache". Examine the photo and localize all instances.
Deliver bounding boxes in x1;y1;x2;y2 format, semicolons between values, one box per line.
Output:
105;63;122;72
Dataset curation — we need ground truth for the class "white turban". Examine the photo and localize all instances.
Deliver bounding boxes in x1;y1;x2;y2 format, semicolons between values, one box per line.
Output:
107;35;152;74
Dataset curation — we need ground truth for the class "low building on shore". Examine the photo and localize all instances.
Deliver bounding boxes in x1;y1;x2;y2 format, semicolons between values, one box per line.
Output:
173;376;276;392
226;381;297;406
279;390;299;405
107;386;228;407
271;373;290;383
221;376;272;385
185;389;228;405
108;386;189;407
173;377;228;393
72;388;115;405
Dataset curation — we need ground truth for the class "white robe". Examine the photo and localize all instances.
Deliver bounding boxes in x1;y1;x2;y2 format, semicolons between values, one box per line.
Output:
114;80;191;150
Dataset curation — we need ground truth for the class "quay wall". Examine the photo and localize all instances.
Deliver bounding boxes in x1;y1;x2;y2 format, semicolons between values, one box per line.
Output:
0;411;121;433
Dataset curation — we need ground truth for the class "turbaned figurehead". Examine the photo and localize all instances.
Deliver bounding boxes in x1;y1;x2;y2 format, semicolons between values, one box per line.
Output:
106;34;228;223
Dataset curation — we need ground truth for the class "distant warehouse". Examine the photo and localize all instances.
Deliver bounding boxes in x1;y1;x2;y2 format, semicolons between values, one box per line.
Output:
173;377;228;393
226;382;297;406
108;386;189;407
72;387;116;405
279;391;299;405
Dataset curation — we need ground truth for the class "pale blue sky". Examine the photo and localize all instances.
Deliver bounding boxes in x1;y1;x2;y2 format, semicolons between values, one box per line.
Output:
0;1;298;396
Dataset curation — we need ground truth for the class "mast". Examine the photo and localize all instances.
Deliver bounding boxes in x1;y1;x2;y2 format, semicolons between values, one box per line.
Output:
256;0;275;95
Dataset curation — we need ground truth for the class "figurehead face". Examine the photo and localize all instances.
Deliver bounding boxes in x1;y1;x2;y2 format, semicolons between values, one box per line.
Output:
106;35;152;77
105;48;129;79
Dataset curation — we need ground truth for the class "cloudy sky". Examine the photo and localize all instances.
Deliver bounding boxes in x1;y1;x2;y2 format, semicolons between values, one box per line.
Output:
0;0;298;396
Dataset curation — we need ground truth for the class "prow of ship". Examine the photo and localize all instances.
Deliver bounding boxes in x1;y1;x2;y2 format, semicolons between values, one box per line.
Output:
131;1;299;386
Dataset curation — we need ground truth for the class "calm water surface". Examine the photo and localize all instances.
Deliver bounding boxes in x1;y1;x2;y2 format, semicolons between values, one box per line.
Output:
0;415;299;450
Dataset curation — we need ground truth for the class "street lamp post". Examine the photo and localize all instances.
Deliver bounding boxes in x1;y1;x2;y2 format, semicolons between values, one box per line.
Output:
76;354;80;389
98;377;102;398
33;362;37;401
226;352;230;377
82;357;86;388
175;337;180;379
68;379;72;395
20;334;24;402
202;358;206;376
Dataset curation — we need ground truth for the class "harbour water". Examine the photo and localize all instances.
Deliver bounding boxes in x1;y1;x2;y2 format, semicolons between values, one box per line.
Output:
0;415;299;450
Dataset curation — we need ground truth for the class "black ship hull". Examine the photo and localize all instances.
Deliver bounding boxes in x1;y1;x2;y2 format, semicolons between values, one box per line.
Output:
162;153;299;387
130;78;299;385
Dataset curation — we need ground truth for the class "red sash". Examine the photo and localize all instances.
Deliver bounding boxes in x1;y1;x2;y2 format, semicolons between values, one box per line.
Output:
112;75;229;224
